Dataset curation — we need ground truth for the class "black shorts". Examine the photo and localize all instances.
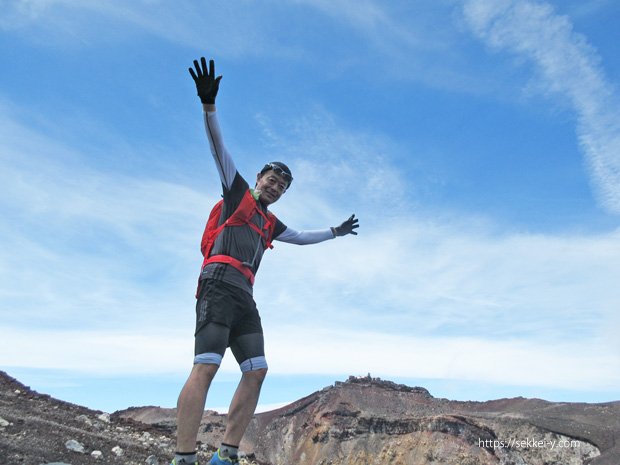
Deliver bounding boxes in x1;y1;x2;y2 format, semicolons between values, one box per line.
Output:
194;278;264;358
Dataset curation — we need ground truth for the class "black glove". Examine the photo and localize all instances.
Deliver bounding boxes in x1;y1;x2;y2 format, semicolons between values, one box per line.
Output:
333;214;359;236
188;57;222;104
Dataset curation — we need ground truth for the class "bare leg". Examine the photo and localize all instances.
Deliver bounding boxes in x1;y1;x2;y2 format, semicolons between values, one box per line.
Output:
222;368;267;446
176;363;219;452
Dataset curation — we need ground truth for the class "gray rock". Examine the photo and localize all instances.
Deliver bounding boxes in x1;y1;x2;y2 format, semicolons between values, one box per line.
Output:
65;439;86;453
76;414;93;426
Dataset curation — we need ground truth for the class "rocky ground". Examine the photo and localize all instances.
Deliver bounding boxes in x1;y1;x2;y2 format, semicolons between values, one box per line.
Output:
240;376;618;465
0;371;261;465
2;370;618;465
121;376;620;465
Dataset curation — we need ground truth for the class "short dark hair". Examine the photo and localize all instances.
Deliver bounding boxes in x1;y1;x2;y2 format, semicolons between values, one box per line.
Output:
260;161;293;187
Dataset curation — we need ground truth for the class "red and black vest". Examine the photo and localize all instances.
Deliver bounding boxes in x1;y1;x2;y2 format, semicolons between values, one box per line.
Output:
200;189;277;285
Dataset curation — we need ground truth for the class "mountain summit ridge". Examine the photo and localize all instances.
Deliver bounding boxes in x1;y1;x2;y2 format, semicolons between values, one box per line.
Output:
2;370;618;465
239;375;616;465
120;374;618;465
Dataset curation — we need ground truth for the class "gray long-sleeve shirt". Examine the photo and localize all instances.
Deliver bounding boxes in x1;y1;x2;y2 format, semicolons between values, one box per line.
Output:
200;110;334;295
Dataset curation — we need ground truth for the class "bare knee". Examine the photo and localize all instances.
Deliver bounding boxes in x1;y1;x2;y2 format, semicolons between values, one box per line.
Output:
254;367;268;381
191;362;219;387
244;367;267;386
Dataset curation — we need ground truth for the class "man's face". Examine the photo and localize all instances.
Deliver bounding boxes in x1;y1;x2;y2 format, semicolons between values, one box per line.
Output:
255;169;289;205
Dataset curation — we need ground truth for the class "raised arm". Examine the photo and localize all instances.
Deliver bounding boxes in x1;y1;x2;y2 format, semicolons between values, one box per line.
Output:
189;57;236;190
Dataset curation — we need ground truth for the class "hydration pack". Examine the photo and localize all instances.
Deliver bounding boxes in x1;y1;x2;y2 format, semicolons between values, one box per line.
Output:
200;189;277;285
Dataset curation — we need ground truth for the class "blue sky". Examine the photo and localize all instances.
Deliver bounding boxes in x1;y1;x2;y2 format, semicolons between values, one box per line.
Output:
1;0;619;414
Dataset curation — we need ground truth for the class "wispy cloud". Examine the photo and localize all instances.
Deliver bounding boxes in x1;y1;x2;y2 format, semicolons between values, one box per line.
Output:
0;101;211;330
255;215;620;400
254;106;409;224
0;326;190;376
245;101;619;393
293;0;420;49
198;104;617;393
1;52;618;398
1;0;496;96
462;0;620;214
0;0;300;58
265;327;619;391
2;322;617;392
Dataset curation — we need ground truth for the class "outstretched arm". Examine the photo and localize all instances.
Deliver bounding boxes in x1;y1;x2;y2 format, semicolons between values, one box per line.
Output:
276;227;334;245
275;214;359;245
189;57;237;190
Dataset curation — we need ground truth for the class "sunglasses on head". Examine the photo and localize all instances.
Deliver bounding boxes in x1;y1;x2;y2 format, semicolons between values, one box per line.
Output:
262;163;293;185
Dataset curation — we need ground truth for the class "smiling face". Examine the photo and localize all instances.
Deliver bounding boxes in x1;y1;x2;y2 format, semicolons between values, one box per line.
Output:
255;169;290;205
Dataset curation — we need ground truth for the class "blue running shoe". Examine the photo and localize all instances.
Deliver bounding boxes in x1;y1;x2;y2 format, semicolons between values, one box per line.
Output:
209;449;239;464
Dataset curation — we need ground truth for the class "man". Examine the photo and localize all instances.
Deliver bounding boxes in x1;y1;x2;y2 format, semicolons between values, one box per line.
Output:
171;57;359;465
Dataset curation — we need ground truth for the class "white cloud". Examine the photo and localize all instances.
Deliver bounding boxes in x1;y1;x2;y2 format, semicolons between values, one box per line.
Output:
2;323;616;392
0;0;498;97
245;103;620;340
0;0;299;58
265;327;619;391
244;106;620;391
253;106;409;224
0;101;210;329
257;216;620;344
1;90;618;398
462;0;620;214
0;327;191;375
293;0;414;47
245;105;620;391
